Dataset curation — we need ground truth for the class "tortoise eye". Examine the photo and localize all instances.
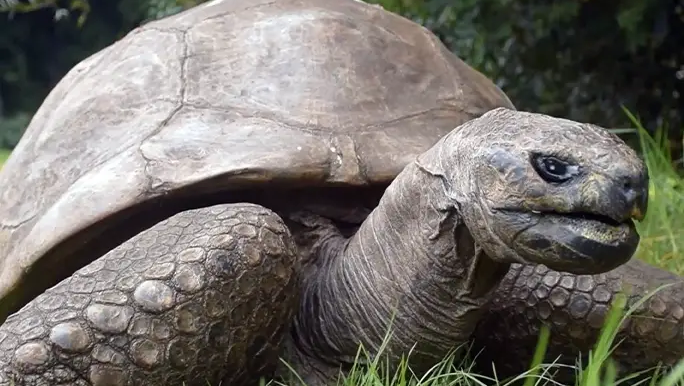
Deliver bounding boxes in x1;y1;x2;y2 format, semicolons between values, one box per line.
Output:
531;154;580;183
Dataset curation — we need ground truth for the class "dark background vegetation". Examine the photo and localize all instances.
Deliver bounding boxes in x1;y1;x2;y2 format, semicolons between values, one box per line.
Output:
0;0;683;166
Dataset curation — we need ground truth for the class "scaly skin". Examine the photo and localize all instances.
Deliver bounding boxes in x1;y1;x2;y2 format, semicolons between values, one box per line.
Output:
473;259;684;378
0;203;299;386
282;164;509;384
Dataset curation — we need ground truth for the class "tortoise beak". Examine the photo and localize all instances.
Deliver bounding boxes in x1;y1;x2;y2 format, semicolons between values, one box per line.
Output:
613;171;649;223
630;203;646;222
627;178;648;222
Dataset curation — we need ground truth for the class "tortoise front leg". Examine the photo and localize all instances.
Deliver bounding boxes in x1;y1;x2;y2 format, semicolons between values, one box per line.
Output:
0;203;300;386
472;259;684;378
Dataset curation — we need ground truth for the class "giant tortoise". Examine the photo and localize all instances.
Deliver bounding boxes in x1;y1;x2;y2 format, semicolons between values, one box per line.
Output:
0;0;683;385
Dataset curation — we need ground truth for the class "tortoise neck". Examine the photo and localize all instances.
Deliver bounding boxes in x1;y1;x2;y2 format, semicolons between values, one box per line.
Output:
289;162;509;372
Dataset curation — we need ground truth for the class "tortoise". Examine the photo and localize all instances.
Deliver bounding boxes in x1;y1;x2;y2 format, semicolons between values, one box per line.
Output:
0;0;683;385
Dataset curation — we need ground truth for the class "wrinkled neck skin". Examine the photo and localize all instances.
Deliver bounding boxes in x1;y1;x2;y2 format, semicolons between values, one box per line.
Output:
282;158;510;383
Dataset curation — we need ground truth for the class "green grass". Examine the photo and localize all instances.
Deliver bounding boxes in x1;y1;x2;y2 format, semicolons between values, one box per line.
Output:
627;112;684;276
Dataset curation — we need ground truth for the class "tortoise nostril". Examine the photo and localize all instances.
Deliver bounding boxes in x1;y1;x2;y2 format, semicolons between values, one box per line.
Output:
616;173;649;221
619;174;645;197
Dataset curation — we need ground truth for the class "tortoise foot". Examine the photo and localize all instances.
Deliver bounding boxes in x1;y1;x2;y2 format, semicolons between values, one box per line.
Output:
0;203;299;386
473;260;684;379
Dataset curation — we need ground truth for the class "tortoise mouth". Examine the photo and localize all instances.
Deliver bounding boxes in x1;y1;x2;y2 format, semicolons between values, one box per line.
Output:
522;209;637;245
534;210;626;228
497;208;640;274
498;208;630;229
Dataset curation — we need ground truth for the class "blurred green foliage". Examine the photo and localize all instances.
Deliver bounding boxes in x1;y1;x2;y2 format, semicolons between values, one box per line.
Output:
378;0;683;137
0;0;682;159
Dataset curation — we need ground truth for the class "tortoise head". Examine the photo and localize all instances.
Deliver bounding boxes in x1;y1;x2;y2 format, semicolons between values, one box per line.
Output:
418;107;648;274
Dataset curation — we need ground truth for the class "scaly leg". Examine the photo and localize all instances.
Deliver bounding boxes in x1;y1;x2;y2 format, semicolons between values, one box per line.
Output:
0;203;300;386
472;259;684;378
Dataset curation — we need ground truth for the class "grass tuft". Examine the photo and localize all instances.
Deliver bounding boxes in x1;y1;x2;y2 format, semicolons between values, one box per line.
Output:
622;112;684;275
